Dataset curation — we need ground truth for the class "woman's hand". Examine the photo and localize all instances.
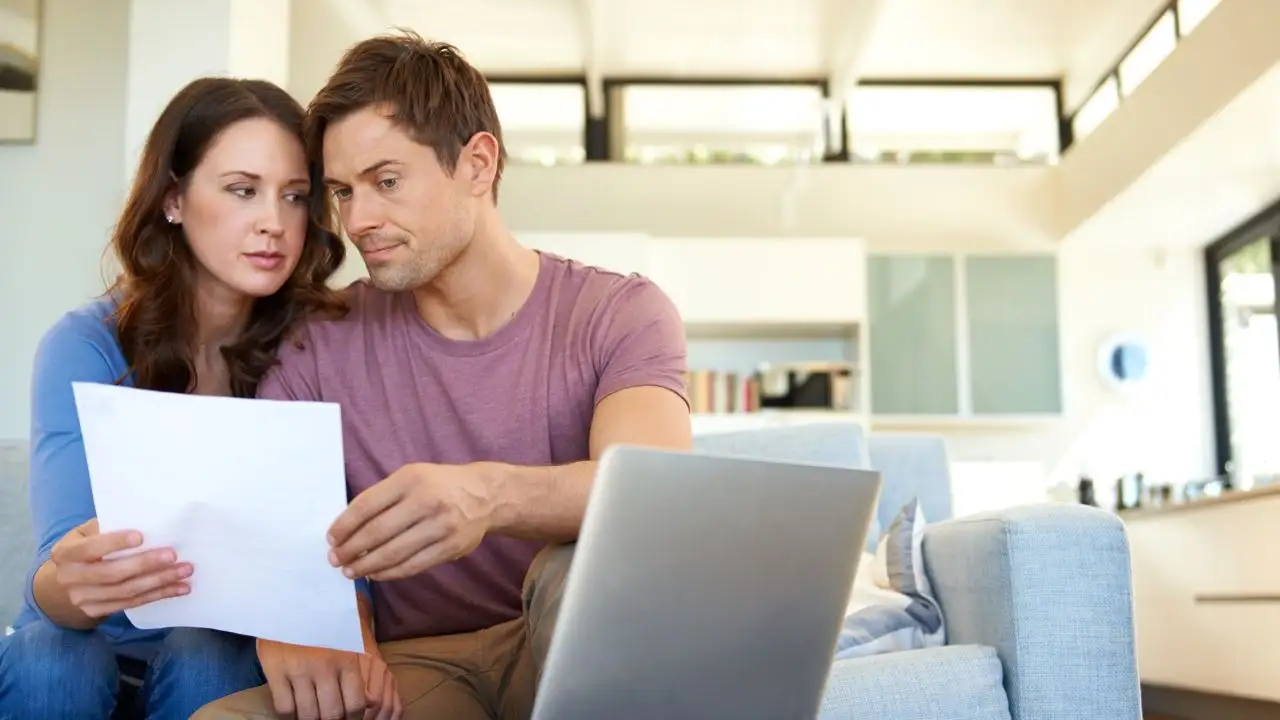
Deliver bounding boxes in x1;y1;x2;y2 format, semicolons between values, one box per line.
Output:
49;518;192;618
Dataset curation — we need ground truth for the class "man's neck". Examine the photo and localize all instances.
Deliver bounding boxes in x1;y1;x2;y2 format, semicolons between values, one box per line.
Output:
411;212;540;342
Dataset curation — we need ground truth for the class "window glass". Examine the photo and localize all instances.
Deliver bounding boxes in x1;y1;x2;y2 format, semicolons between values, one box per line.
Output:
1118;9;1178;96
1217;237;1280;489
1072;76;1121;141
1177;0;1221;36
618;84;827;165
489;82;586;166
845;85;1060;165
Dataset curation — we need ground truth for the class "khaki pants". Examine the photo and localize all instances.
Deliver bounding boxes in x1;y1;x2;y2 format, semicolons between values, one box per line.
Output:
193;543;574;720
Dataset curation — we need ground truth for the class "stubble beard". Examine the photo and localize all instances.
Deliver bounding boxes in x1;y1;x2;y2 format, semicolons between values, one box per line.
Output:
366;238;464;292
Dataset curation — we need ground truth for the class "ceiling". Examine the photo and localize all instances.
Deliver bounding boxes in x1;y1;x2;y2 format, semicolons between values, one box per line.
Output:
1065;60;1280;251
335;0;1172;111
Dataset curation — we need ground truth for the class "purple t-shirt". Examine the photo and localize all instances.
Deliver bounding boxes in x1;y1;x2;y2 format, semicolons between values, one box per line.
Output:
257;251;689;642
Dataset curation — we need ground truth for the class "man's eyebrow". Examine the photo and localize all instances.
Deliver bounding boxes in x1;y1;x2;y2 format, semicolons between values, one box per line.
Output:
219;171;309;185
323;159;399;187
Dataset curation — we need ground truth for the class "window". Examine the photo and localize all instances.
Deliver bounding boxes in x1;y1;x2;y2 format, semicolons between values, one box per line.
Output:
615;84;828;165
489;82;586;166
1118;9;1178;96
1177;0;1221;36
1209;230;1280;490
845;85;1060;165
1072;76;1121;141
1068;0;1220;150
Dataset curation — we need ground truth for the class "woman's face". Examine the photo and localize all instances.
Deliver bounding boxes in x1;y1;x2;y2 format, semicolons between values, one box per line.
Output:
165;117;311;299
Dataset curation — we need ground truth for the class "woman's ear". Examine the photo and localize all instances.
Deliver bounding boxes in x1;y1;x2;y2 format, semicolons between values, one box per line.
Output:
162;188;183;225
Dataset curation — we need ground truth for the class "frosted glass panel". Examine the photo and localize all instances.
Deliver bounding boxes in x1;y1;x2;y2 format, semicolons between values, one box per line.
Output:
868;255;958;414
965;256;1061;414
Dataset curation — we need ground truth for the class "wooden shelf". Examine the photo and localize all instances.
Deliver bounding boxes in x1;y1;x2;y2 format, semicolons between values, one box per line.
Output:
870;413;1060;430
683;321;859;340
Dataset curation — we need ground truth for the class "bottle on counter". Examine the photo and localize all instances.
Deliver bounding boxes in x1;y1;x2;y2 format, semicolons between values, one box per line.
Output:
1078;476;1098;507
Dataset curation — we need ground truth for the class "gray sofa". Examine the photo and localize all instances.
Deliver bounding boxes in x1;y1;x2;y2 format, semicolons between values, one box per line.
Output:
1;439;32;633
3;425;1143;719
687;422;1142;720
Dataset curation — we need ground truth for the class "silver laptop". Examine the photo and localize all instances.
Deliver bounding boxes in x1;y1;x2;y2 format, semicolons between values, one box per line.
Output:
531;444;882;720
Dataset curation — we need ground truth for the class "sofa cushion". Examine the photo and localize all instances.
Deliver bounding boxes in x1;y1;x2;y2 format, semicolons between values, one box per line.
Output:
818;644;1012;720
835;499;946;661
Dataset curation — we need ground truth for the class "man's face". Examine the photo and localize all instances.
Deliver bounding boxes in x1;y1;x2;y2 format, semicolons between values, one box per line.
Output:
321;106;475;291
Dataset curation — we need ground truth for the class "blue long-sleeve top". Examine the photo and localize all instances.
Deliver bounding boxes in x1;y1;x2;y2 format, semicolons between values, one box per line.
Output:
14;295;368;661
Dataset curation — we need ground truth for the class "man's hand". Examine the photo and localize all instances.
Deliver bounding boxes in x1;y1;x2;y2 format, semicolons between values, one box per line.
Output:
327;463;496;581
257;639;401;720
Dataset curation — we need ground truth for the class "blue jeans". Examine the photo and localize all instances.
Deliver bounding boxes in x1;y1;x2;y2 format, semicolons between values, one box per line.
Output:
0;620;264;720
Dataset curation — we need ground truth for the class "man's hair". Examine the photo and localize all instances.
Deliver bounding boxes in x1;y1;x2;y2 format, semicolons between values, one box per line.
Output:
305;30;507;200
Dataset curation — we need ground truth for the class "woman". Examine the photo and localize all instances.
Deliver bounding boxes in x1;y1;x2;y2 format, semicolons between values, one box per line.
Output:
0;77;346;718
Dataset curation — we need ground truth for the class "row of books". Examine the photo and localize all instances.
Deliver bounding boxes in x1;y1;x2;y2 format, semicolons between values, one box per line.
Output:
683;370;764;414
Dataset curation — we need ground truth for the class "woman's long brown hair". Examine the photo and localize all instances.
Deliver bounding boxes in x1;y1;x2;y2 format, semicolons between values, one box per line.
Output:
108;77;347;398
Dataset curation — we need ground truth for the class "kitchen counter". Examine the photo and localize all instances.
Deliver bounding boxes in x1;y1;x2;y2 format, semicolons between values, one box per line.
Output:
1118;482;1280;520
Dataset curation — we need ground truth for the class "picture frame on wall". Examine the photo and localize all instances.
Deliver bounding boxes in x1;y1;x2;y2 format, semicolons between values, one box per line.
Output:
0;0;41;144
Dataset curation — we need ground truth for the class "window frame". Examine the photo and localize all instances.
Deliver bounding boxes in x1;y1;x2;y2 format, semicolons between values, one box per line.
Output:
847;80;1065;165
1205;199;1280;482
602;77;835;165
1065;0;1219;145
484;75;592;165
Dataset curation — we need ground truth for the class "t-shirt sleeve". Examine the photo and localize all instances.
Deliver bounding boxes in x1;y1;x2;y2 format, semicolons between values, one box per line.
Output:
256;325;323;402
591;277;690;409
24;315;121;623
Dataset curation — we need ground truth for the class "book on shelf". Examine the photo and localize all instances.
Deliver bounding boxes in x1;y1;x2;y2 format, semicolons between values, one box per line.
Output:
684;369;761;414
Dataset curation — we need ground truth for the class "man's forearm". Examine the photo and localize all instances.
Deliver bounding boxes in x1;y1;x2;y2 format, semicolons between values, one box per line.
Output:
483;460;596;542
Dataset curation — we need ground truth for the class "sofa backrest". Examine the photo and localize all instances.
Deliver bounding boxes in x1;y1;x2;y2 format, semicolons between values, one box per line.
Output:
690;423;955;551
866;433;955;529
692;421;881;550
1;440;32;627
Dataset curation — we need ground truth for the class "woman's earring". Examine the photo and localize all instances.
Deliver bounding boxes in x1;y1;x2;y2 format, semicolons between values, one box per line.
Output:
165;214;176;224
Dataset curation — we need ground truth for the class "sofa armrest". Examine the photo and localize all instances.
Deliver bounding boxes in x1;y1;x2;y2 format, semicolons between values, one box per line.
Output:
922;504;1141;720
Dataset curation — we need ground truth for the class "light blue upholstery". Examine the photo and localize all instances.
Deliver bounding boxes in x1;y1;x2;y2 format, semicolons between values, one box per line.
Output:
868;432;955;527
922;504;1142;720
820;645;1011;720
693;422;1142;720
1;440;32;629
3;424;1144;720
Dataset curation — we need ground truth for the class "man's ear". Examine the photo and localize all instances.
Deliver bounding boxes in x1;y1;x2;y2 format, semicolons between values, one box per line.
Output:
461;131;501;199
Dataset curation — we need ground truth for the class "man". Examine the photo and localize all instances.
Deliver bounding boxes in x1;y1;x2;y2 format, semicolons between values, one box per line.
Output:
194;30;692;720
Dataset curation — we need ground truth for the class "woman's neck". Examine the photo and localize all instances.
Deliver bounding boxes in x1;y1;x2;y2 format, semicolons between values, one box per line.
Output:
193;276;252;350
191;276;253;396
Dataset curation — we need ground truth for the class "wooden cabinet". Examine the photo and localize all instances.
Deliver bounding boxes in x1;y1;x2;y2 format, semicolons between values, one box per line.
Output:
648;237;866;326
867;254;960;415
1125;490;1280;703
964;255;1062;415
519;234;867;327
868;252;1062;421
514;234;1065;426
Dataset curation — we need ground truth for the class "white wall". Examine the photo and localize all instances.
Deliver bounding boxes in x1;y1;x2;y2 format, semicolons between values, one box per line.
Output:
943;244;1215;489
0;0;130;439
0;0;1222;498
0;90;34;140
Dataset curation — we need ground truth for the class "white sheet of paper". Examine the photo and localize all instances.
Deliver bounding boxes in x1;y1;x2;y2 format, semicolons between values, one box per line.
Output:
72;381;364;654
